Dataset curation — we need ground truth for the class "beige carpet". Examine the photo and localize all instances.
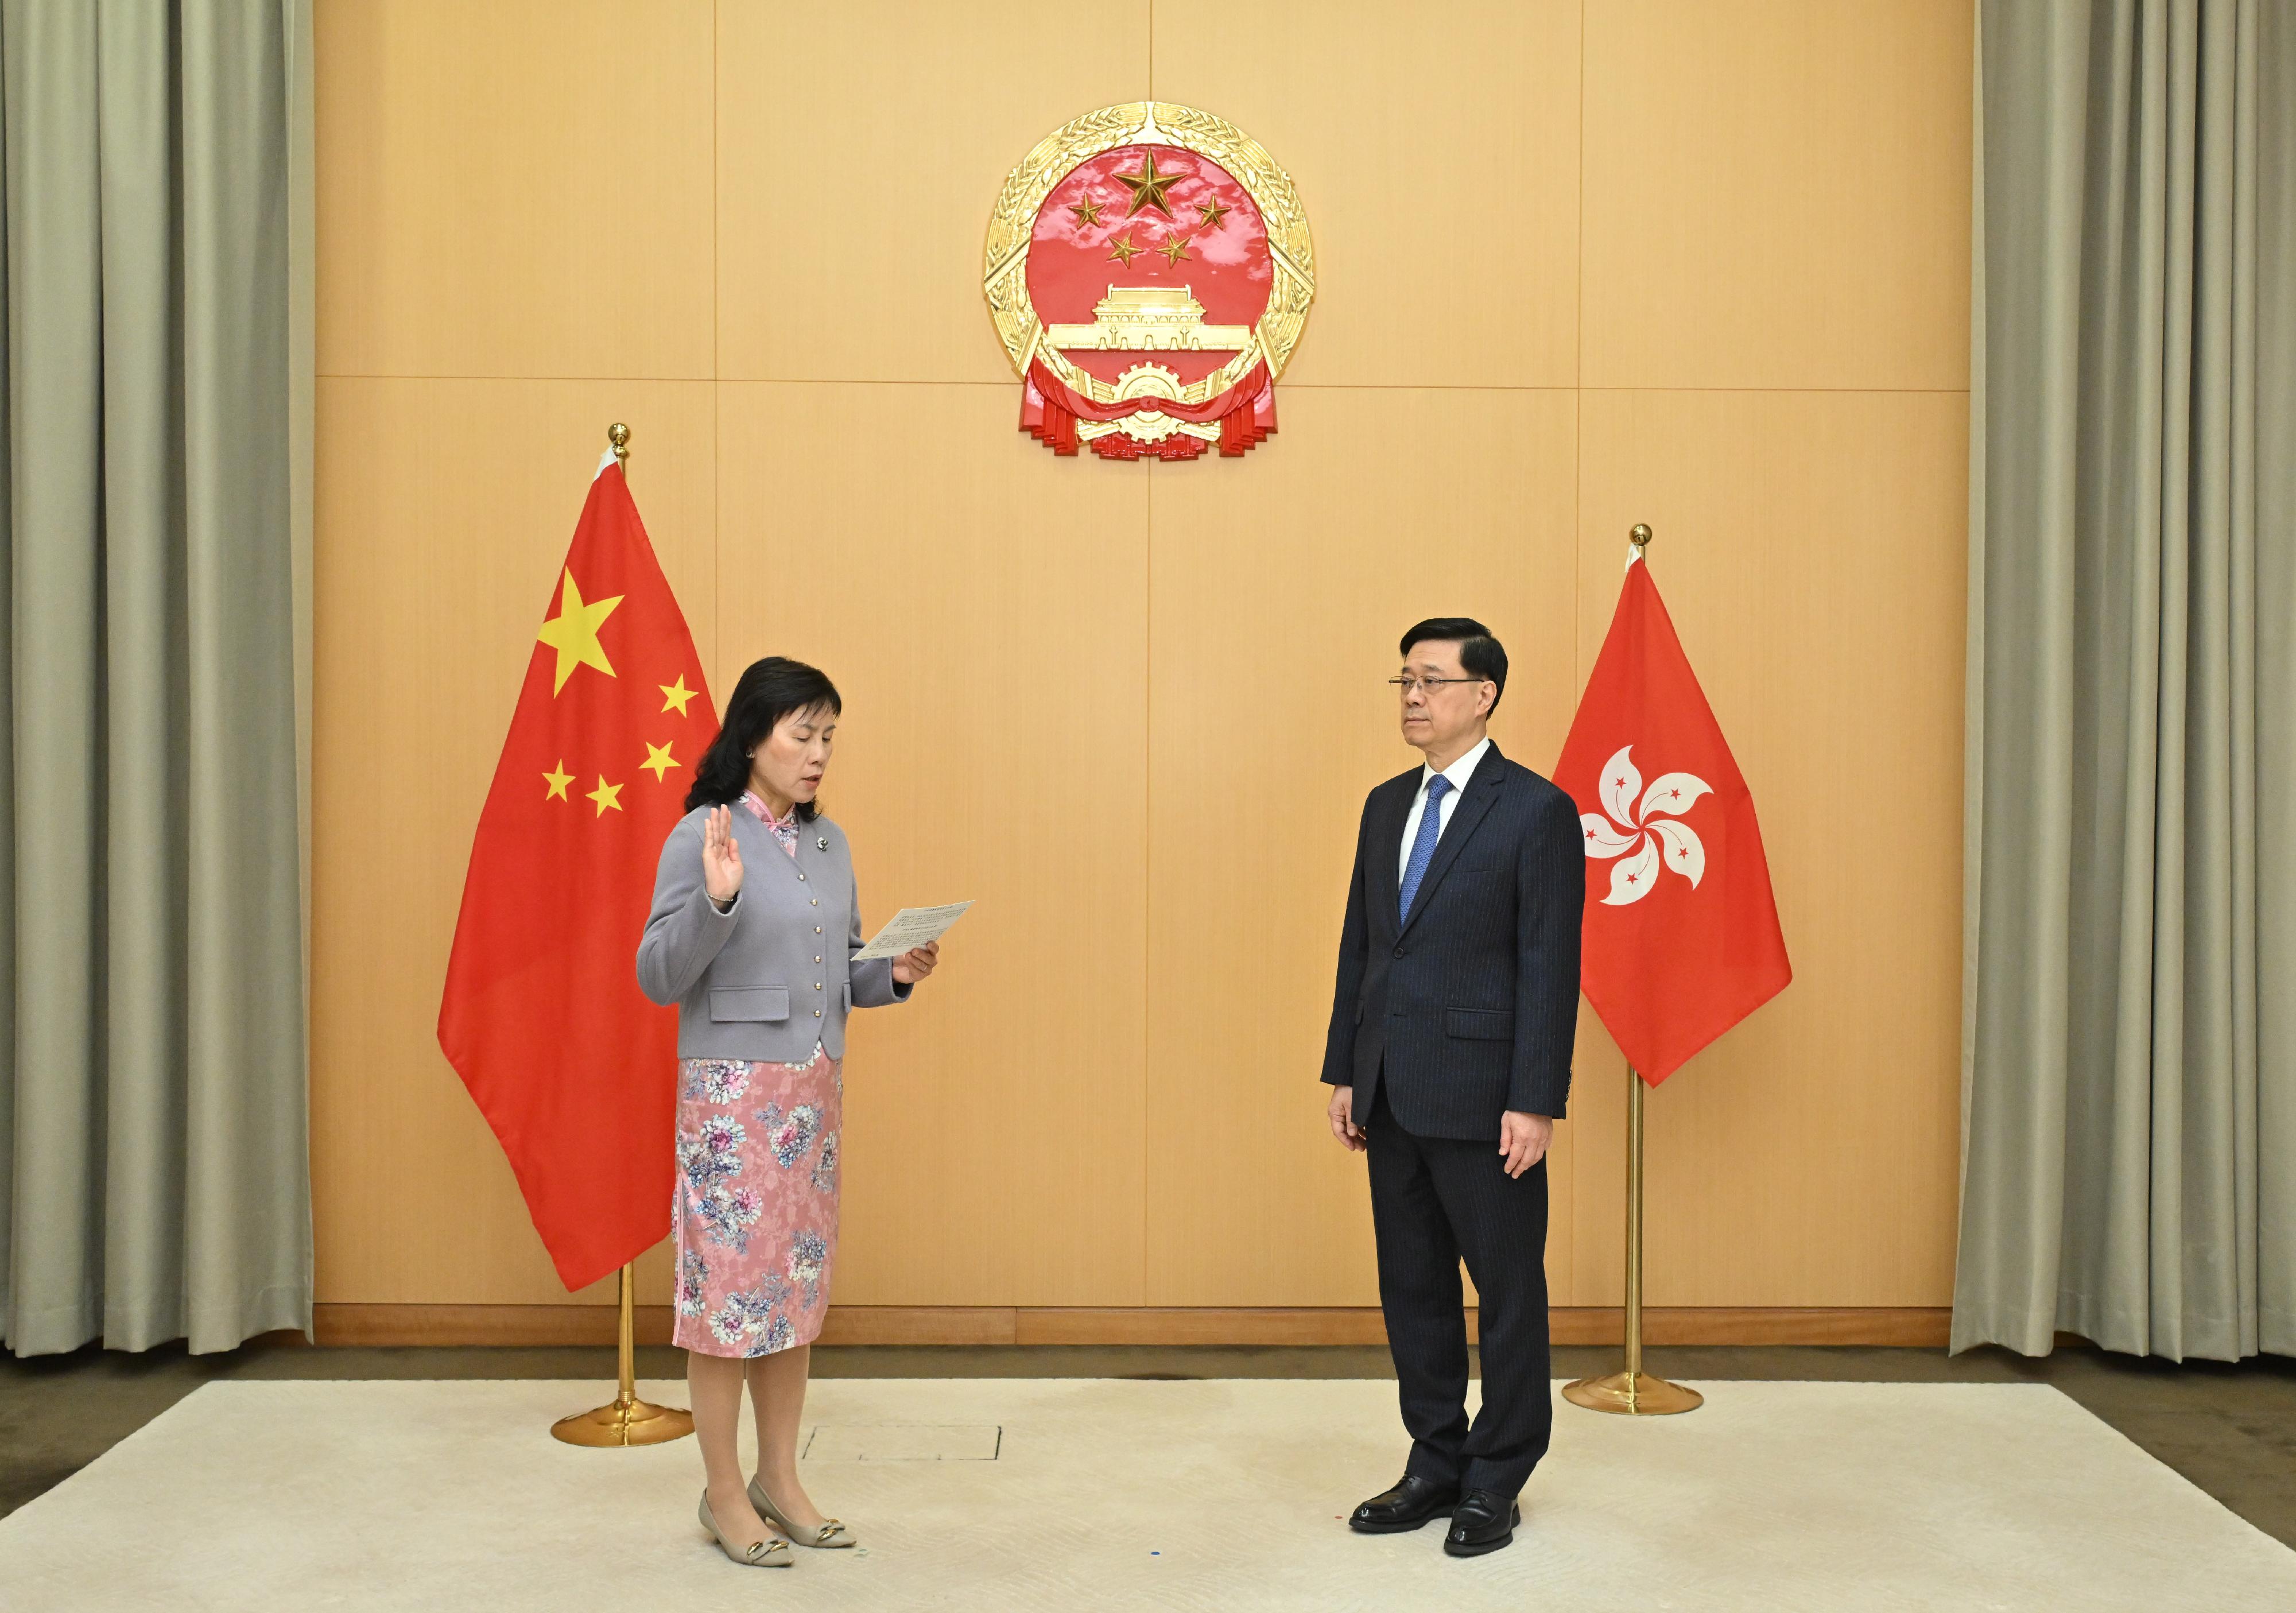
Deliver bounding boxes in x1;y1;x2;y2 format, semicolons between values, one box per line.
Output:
5;1377;2292;1611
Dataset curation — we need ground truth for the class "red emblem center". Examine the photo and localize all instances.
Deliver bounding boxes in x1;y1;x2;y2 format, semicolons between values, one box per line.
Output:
1028;147;1272;391
985;103;1315;463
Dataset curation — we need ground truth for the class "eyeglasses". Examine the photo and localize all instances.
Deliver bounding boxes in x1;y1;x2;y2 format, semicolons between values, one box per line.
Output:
1388;677;1485;696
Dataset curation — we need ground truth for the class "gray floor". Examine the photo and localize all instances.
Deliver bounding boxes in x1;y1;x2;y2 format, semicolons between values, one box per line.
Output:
5;1339;2293;1549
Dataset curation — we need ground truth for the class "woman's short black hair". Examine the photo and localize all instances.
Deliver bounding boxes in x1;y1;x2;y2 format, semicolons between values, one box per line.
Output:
684;657;842;817
1399;616;1508;715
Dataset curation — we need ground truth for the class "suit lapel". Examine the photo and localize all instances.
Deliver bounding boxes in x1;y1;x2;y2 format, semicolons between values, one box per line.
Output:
1397;746;1507;940
1375;774;1414;937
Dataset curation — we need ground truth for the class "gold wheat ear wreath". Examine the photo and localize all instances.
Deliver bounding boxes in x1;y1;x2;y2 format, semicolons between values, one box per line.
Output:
983;100;1316;416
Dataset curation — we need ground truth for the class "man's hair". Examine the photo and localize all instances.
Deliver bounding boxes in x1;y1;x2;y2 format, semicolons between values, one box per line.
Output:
1399;617;1507;715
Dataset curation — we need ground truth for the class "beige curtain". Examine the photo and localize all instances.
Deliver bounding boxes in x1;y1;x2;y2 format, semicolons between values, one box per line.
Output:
1956;0;2294;1359
0;0;313;1356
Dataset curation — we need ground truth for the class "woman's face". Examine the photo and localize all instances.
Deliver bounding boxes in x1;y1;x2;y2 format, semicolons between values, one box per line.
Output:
749;703;837;806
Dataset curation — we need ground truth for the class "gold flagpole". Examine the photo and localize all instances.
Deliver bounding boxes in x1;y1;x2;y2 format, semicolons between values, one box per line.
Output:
1561;1067;1700;1415
550;422;693;1449
552;1262;695;1447
1565;524;1701;1418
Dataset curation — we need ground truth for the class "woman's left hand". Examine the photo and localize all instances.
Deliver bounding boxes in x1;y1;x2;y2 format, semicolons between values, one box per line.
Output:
893;941;940;986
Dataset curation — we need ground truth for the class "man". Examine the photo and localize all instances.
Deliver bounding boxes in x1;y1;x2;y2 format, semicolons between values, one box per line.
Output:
1321;618;1583;1558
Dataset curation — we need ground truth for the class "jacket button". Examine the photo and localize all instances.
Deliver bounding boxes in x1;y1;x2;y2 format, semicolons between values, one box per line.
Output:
814;1009;822;1018
814;956;822;964
797;874;806;882
815;982;822;991
1393;945;1406;958
815;926;823;935
810;899;818;907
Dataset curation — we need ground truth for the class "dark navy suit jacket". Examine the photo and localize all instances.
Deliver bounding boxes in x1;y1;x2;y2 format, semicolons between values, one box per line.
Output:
1320;743;1584;1136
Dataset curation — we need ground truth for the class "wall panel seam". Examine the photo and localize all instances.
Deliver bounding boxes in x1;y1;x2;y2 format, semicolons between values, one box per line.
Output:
711;0;722;714
311;378;1974;397
1142;455;1153;1306
315;374;724;385
1569;0;1585;1312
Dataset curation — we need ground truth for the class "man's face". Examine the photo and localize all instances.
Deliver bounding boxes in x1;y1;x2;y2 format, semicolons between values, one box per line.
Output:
1397;639;1495;755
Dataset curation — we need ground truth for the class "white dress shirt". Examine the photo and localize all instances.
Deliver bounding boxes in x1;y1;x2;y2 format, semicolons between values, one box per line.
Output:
1397;736;1493;885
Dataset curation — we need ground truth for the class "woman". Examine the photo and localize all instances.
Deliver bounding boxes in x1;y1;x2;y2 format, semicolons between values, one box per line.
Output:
637;656;939;1569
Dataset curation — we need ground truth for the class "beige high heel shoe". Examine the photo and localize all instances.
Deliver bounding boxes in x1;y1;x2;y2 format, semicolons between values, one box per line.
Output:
699;1491;793;1567
749;1476;857;1549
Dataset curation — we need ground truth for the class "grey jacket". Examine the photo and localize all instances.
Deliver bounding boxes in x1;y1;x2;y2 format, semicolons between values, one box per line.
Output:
636;802;909;1062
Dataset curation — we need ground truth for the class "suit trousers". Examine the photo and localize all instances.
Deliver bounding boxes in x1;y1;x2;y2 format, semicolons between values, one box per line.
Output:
1366;1083;1553;1498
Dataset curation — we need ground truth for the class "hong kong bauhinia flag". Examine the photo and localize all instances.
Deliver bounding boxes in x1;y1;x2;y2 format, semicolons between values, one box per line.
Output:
1554;552;1790;1083
437;456;717;1289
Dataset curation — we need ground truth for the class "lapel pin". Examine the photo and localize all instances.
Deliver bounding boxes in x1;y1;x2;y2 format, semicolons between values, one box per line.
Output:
817;836;829;851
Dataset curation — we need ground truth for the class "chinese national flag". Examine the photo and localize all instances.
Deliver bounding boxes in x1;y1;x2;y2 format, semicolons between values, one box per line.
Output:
1553;553;1789;1083
437;458;717;1289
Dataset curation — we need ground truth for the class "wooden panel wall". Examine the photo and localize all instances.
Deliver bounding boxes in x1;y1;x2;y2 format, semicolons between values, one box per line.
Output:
311;0;1972;1320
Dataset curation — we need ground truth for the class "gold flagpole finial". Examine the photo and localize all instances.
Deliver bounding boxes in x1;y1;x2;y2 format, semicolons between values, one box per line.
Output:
1629;522;1653;553
608;422;630;475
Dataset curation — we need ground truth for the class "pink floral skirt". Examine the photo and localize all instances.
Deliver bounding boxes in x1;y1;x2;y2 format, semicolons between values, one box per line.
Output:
672;1046;840;1358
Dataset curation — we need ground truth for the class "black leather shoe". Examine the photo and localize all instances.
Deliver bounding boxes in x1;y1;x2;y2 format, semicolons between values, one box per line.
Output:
1442;1489;1521;1557
1347;1473;1460;1533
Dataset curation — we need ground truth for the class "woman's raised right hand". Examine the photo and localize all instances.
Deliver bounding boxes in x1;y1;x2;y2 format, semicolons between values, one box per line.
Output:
701;804;744;903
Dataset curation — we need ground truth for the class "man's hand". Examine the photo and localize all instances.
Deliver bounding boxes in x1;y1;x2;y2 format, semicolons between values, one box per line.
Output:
1328;1085;1366;1152
1499;1111;1553;1178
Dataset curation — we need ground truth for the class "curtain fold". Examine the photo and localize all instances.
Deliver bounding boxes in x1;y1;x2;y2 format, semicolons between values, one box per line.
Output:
1956;0;2294;1360
0;0;311;1357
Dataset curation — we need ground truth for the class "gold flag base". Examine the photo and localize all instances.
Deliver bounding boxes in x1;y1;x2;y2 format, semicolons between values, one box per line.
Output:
550;1257;693;1448
1561;1370;1704;1417
552;1393;695;1448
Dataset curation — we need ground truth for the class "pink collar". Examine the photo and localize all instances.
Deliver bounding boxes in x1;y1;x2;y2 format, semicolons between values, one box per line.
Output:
739;790;798;832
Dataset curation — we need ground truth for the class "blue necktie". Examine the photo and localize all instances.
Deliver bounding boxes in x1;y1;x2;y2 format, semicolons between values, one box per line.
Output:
1398;774;1453;923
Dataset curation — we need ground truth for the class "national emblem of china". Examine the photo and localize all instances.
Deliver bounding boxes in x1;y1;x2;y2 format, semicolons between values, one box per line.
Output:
984;102;1315;460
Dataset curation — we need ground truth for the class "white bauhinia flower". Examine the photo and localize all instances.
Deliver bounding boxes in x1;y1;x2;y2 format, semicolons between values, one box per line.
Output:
1579;745;1712;906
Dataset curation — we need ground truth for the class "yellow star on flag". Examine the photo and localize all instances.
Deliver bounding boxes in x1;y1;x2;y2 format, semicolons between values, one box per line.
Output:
536;569;623;695
587;776;624;816
641;742;680;781
659;674;697;716
542;760;574;801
